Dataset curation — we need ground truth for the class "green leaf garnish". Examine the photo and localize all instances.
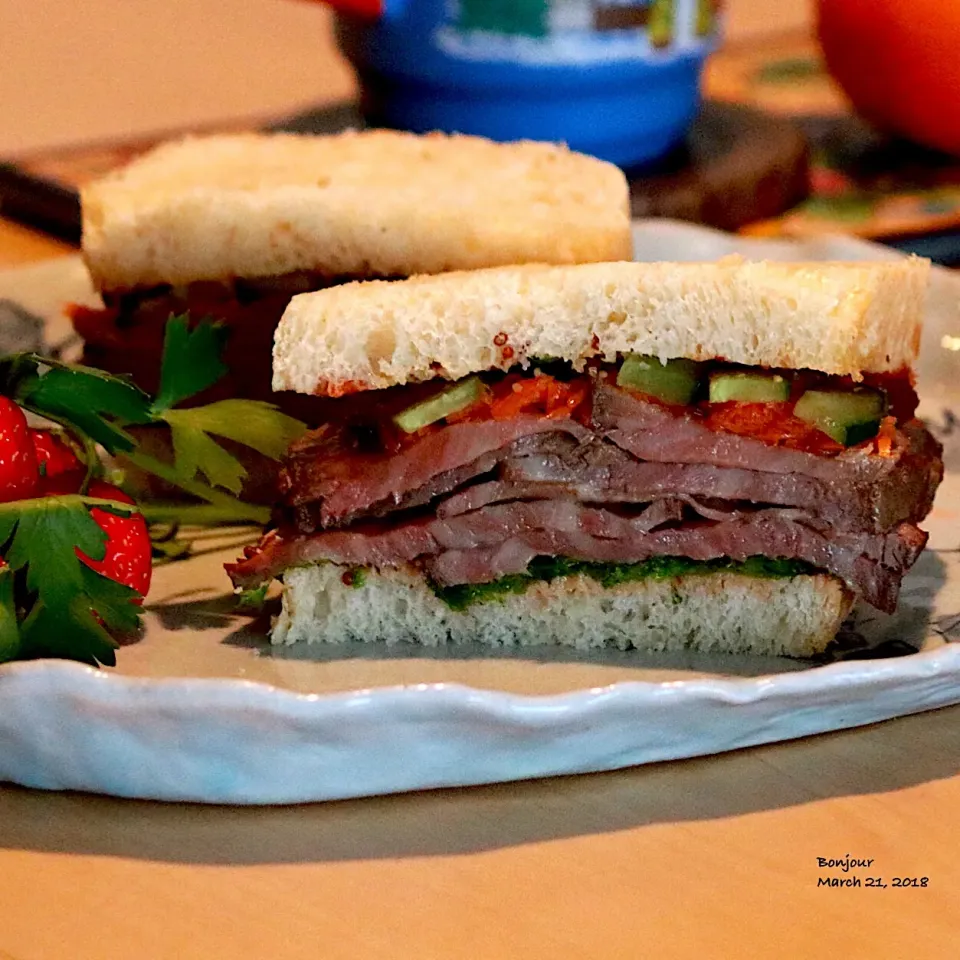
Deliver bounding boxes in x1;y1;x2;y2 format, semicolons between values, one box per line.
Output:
3;355;153;453
152;314;229;412
147;320;306;501
76;564;141;634
0;566;21;661
0;495;143;666
237;583;270;612
169;399;309;461
161;399;307;494
0;313;308;666
0;315;306;524
163;410;248;494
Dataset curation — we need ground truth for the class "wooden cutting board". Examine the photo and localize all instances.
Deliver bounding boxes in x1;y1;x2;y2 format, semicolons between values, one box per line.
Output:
626;101;809;230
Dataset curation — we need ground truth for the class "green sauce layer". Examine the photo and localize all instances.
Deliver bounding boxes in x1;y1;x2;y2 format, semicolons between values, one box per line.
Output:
430;556;816;612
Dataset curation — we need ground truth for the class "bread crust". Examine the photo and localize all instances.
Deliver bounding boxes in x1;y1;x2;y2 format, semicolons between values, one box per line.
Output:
273;258;930;394
274;563;854;658
81;131;631;291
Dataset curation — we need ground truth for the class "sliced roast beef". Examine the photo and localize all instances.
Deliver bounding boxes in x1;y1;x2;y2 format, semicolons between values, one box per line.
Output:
424;513;926;613
280;417;591;528
280;384;940;535
593;383;915;485
438;477;754;524
234;376;942;618
228;498;927;612
431;498;686;550
450;422;940;533
228;499;682;588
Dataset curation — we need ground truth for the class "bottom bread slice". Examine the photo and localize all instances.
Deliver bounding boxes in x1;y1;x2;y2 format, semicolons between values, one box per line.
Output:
272;563;855;658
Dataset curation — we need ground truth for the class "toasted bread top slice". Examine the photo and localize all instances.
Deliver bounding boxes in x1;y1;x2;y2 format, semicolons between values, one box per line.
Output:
273;258;930;396
81;131;632;292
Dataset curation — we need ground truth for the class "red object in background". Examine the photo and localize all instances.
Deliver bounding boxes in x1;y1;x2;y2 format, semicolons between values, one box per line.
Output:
28;432;153;599
313;0;383;18
818;0;960;157
0;398;39;502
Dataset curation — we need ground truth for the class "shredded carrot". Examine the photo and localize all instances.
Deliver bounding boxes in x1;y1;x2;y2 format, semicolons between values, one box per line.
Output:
705;402;844;456
545;380;589;418
489;377;548;420
876;416;897;457
314;379;370;398
487;374;588;421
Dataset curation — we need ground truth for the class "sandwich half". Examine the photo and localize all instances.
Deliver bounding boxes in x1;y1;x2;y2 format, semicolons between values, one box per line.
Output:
72;130;630;406
227;258;943;657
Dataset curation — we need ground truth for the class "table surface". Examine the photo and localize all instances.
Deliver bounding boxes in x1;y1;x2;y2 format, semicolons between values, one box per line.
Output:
2;3;960;958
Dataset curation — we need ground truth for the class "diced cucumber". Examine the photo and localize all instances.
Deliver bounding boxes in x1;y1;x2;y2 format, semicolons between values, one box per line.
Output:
709;371;790;403
793;388;885;446
393;376;484;433
617;355;700;405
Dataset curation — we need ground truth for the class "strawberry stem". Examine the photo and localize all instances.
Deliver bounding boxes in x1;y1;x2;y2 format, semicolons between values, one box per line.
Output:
141;502;269;526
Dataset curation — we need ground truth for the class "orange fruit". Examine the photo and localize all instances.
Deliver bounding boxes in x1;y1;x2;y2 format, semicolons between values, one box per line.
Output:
818;0;960;156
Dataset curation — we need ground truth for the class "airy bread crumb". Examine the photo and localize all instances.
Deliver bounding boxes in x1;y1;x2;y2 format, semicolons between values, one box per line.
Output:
274;563;854;659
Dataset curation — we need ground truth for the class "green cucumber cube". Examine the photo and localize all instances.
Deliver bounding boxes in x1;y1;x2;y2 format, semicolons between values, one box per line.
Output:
793;388;885;446
617;355;700;405
393;376;484;433
708;372;790;403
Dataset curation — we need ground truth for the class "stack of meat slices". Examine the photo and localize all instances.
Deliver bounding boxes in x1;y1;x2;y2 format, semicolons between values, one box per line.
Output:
231;376;941;616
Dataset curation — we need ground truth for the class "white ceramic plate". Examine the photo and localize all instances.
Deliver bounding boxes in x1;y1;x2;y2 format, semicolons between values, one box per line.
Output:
0;221;959;805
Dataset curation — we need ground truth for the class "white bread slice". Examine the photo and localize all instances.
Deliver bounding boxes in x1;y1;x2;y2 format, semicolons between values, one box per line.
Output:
81;131;631;292
273;563;854;658
273;258;929;396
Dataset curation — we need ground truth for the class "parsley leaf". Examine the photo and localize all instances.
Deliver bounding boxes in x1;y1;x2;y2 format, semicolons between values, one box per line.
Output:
20;593;120;668
10;356;153;453
163;411;248;494
77;564;141;635
237;582;270;612
2;316;306;511
164;399;307;459
161;400;306;493
0;495;142;666
1;495;108;574
0;566;20;661
152;315;230;412
0;312;310;667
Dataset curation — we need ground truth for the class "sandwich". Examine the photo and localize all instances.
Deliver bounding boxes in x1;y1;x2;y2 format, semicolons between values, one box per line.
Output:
226;258;943;658
71;130;631;408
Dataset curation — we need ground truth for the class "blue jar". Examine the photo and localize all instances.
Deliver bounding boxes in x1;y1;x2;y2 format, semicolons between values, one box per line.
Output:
332;0;722;168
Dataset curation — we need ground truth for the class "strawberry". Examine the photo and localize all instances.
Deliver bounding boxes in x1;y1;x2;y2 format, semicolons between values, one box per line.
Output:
0;397;39;502
28;433;152;599
78;480;153;600
32;429;85;495
323;0;383;18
